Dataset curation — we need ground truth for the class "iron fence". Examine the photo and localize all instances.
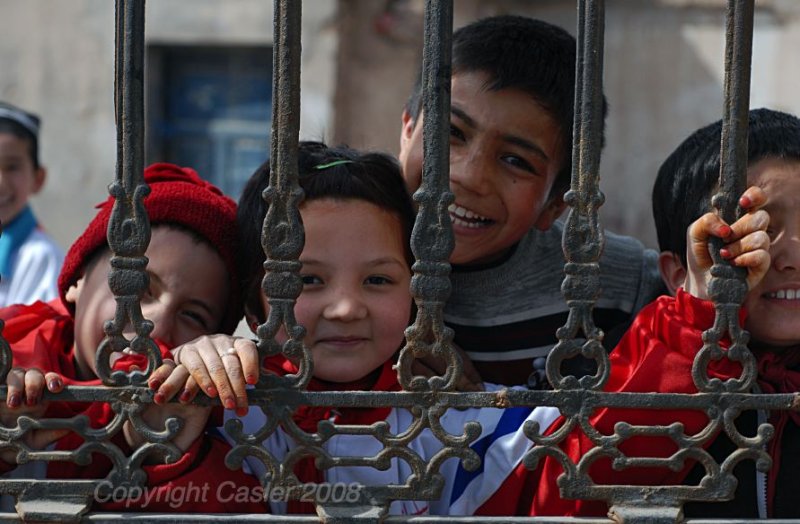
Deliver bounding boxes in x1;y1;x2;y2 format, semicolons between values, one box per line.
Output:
2;0;796;523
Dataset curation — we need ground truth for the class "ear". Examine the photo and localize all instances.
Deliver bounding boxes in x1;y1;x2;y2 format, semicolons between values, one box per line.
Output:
64;276;84;305
399;109;416;155
658;251;686;296
32;166;46;194
533;194;568;231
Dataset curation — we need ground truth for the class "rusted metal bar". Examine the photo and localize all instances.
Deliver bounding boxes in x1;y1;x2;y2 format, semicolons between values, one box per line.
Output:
256;0;309;390
97;0;157;387
395;0;459;393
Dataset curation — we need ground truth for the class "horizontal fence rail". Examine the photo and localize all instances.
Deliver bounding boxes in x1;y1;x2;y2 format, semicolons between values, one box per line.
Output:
1;0;798;523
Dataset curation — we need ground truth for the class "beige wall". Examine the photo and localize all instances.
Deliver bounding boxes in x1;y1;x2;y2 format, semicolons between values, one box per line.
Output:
2;0;800;252
0;0;336;249
332;0;800;249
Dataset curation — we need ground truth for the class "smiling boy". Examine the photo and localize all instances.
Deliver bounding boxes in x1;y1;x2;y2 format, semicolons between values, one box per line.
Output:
0;101;63;306
398;16;664;387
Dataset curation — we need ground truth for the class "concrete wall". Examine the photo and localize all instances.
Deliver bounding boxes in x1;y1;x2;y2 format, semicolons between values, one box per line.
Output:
0;0;337;248
332;0;800;249
2;0;800;252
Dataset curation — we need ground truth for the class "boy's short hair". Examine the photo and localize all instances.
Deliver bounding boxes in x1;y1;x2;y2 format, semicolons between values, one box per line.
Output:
652;108;800;267
238;141;415;322
404;15;608;199
0;101;41;169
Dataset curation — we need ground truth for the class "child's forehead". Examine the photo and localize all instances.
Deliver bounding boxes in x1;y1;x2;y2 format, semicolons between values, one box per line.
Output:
746;157;800;212
747;156;800;187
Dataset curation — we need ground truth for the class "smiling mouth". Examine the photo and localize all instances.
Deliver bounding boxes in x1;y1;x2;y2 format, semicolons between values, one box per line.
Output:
317;337;368;347
448;203;493;229
765;289;800;300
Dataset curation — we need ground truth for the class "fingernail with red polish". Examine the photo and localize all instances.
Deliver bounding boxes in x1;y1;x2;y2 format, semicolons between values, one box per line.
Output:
154;392;166;404
223;398;236;410
740;195;752;207
719;225;732;237
206;386;218;397
720;248;731;259
179;389;192;403
49;378;61;391
8;394;20;409
245;374;256;385
26;395;38;407
148;378;162;390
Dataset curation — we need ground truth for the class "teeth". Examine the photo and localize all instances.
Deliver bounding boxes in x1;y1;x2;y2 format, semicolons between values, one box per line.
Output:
447;203;489;222
767;289;800;300
451;216;483;229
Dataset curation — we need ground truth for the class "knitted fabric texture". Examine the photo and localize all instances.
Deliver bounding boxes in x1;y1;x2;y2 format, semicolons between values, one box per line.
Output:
57;163;242;333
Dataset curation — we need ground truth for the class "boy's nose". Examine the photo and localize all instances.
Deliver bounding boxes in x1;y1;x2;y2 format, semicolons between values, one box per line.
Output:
772;229;800;272
450;150;492;195
143;306;177;348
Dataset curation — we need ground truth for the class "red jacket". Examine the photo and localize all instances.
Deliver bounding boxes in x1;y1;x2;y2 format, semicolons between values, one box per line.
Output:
478;289;800;517
1;300;265;512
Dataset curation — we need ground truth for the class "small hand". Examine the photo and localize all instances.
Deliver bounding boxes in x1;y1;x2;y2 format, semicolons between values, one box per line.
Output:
149;335;258;417
685;186;770;299
411;342;484;392
1;368;69;464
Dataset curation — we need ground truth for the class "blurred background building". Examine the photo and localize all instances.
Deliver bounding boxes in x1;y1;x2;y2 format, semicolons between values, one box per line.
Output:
2;0;799;251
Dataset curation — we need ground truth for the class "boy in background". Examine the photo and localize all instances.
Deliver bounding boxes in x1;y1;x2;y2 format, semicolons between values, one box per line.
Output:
398;16;664;387
0;101;63;306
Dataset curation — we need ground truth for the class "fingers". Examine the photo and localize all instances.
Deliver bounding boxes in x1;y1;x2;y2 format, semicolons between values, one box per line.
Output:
6;368;25;409
720;229;770;262
734;249;771;290
154;364;190;405
411;354;484;392
6;368;50;408
175;339;249;412
452;344;485;393
179;340;224;400
147;359;177;391
411;357;445;380
233;338;260;386
726;209;769;247
220;348;250;416
43;372;64;394
739;185;767;210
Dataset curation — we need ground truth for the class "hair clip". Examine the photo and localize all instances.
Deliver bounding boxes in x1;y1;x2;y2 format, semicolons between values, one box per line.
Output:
313;159;354;171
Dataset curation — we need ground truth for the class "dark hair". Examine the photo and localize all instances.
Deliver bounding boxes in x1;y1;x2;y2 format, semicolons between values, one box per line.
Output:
238;141;416;322
404;15;607;199
652;108;800;267
0;119;39;169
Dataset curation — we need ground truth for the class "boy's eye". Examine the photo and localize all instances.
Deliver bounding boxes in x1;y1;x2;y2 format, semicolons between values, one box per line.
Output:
301;274;322;285
449;123;466;142
365;275;392;286
182;310;210;331
766;227;778;241
501;154;537;175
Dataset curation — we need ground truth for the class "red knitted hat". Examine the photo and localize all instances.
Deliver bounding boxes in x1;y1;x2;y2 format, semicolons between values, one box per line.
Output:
58;163;242;334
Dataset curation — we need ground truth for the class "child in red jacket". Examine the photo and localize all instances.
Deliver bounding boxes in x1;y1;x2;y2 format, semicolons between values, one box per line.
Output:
0;164;244;496
480;108;800;518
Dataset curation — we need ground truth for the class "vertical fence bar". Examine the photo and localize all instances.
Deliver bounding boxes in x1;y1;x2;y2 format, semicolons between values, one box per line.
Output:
547;0;607;392
256;0;309;389
396;0;458;392
97;0;155;386
692;0;756;395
